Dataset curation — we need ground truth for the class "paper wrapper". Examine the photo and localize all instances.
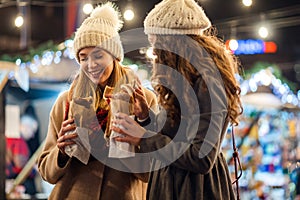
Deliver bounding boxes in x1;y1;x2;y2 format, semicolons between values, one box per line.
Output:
109;97;135;158
65;97;96;164
65;127;91;165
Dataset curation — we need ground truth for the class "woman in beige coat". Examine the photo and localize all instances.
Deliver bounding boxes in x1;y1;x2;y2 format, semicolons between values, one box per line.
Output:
37;2;157;200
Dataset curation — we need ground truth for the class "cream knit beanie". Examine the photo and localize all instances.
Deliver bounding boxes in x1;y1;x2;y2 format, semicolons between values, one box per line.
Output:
73;2;124;63
144;0;211;35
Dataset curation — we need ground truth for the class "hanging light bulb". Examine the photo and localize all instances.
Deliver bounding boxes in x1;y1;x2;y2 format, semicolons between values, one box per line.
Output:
15;14;24;27
242;0;252;7
124;8;134;21
258;26;269;38
83;3;93;15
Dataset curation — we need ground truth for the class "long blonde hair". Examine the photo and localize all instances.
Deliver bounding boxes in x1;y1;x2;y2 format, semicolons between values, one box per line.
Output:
151;29;243;125
68;60;135;110
67;60;136;137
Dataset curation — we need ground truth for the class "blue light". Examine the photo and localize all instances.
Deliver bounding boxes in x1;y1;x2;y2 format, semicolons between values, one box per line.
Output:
233;39;265;55
33;55;39;61
55;51;62;57
54;57;61;64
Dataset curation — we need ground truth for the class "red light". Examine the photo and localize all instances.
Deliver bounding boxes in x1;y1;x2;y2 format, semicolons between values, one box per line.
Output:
264;41;277;53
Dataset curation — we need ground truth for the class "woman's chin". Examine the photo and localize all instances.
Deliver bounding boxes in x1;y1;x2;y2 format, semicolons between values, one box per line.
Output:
89;76;101;85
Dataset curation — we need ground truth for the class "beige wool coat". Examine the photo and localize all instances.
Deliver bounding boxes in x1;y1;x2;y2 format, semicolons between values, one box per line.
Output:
38;88;157;200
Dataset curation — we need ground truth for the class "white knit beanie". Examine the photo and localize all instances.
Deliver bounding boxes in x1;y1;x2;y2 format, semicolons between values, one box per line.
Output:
144;0;211;35
73;2;124;63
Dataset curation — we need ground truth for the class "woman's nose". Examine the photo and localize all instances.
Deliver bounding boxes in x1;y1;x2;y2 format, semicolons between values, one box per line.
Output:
88;57;97;68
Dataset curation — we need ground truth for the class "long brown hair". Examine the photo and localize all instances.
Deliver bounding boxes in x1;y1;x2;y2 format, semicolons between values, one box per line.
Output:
151;28;243;125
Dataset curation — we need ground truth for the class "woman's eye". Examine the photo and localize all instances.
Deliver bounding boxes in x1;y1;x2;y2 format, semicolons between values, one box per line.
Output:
94;55;103;59
80;57;88;62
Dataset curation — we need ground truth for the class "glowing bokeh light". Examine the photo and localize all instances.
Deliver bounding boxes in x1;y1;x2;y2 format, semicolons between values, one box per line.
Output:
15;15;24;27
242;0;252;7
83;3;93;15
229;39;239;51
258;26;269;38
124;9;134;21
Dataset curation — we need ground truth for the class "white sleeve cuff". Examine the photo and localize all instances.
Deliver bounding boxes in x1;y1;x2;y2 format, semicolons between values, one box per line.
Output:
137;117;149;122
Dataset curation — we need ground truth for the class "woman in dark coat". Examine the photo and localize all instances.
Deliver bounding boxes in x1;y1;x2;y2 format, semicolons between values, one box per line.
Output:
112;0;243;199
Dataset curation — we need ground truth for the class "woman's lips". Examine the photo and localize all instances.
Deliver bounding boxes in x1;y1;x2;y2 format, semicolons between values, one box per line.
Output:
88;68;104;78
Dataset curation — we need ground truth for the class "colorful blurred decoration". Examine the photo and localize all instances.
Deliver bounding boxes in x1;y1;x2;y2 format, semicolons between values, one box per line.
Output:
226;39;277;55
0;39;78;90
224;104;300;199
0;38;154;91
222;62;300;199
240;63;299;109
243;62;297;91
14;67;29;92
241;91;283;110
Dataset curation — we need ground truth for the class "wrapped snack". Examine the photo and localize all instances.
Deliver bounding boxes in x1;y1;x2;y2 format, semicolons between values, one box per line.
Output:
107;83;136;158
64;96;96;164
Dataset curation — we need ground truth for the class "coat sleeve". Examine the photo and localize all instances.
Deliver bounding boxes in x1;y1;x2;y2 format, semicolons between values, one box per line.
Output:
131;87;158;182
143;87;159;114
140;75;229;174
37;91;72;184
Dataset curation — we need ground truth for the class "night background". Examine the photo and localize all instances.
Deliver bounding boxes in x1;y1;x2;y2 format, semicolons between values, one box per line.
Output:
0;0;299;91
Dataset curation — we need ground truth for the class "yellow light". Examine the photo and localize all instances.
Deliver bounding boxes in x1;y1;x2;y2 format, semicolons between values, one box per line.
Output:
124;9;134;21
15;15;24;27
242;0;252;7
258;26;269;38
83;3;93;15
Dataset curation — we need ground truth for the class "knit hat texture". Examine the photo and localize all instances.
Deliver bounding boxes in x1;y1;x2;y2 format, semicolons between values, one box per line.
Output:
144;0;211;35
73;2;124;62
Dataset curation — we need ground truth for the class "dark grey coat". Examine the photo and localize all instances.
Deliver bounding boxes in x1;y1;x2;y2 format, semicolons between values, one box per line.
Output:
140;74;236;200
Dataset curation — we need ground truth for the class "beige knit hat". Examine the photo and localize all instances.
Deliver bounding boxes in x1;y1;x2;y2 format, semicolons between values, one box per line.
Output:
144;0;211;35
73;2;124;63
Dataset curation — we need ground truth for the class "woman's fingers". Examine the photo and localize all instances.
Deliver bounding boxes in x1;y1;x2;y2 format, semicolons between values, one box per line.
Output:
57;133;78;143
62;118;74;128
111;125;127;134
113;114;136;133
63;124;76;135
112;112;146;138
133;87;149;120
57;140;76;154
134;87;146;101
114;132;142;146
59;119;75;137
57;140;76;149
57;133;77;154
114;136;130;143
112;112;145;146
57;118;77;154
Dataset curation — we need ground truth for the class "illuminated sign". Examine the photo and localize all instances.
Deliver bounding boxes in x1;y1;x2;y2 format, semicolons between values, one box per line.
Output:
226;39;277;55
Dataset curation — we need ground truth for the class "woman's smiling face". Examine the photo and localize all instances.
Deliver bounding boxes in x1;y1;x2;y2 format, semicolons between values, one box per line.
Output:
78;47;114;87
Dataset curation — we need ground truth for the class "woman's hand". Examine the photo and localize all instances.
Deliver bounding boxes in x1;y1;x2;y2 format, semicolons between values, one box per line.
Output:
57;118;78;155
111;112;146;146
133;85;149;120
104;83;150;120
